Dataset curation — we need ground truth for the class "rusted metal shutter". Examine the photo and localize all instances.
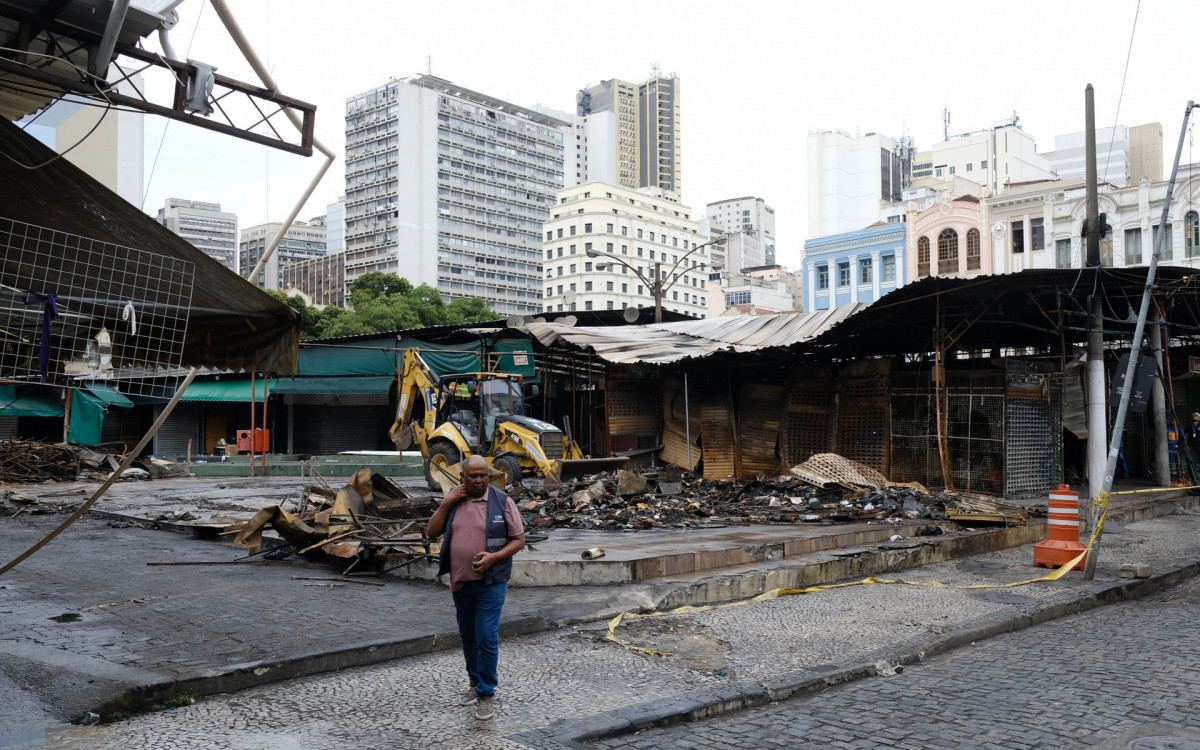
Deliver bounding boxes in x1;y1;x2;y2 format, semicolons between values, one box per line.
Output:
699;389;739;480
738;382;783;477
661;379;699;470
835;360;891;475
780;367;835;467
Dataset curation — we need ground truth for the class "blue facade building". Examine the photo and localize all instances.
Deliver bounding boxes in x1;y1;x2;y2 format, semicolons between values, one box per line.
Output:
803;223;907;311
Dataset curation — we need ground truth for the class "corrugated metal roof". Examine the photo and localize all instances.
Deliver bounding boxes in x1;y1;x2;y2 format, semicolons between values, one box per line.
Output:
523;305;870;364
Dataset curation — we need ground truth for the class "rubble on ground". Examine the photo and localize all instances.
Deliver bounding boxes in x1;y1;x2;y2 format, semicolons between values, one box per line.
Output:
514;453;1031;532
0;439;189;483
226;468;439;573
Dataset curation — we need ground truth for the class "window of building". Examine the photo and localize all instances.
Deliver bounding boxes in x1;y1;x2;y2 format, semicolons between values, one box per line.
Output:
569;283;576;291
937;229;959;273
585;301;593;310
949;166;956;175
1187;211;1199;257
1031;218;1044;251
606;281;614;291
621;226;628;236
966;228;981;269
935;168;943;177
1101;234;1114;267
1011;221;1025;253
569;264;576;273
607;223;614;233
837;261;850;287
981;160;988;169
556;228;563;238
966;162;973;172
917;236;930;277
882;254;896;282
607;301;614;310
1056;238;1072;268
584;223;592;233
545;231;552;240
672;291;678;301
585;242;594;253
557;266;563;276
546;249;553;260
621;283;628;293
585;281;593;291
1154;223;1174;260
818;265;829;289
637;285;644;295
557;285;563;295
860;258;872;284
585;262;592;272
583;191;590;198
637;229;644;239
569;226;576;236
1125;227;1142;265
637;247;643;257
649;232;656;241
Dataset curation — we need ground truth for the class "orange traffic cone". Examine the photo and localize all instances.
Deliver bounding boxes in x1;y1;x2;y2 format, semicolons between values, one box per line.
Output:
1033;484;1088;570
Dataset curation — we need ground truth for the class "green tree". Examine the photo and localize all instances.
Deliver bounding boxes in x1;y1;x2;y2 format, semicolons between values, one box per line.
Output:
350;271;413;299
266;290;322;340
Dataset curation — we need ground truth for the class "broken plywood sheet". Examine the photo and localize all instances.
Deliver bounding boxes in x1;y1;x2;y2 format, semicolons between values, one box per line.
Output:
661;378;700;470
738;381;783;477
699;391;738;480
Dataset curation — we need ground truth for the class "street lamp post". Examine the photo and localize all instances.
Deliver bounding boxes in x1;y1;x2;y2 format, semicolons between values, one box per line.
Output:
587;236;725;323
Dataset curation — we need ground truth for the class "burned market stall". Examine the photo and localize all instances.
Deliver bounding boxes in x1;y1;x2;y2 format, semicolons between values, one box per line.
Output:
519;267;1200;503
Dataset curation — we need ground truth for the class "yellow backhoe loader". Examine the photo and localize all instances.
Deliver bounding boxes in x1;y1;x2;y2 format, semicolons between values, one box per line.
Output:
388;348;626;491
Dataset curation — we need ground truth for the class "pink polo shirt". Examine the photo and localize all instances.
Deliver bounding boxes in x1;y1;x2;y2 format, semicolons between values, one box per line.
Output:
447;492;524;591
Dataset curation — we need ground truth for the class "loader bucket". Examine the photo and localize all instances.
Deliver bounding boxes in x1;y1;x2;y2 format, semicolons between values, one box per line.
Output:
544;457;630;489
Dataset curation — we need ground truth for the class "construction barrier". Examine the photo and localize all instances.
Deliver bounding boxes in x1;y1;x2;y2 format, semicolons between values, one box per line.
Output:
1033;484;1088;571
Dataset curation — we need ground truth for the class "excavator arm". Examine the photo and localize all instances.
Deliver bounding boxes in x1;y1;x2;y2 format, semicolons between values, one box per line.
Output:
388;348;442;451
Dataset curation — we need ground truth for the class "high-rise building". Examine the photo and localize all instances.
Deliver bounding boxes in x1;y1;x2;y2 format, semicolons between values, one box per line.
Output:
542;182;710;318
316;196;346;256
1044;122;1162;189
910;115;1054;195
577;74;681;195
807;129;912;238
156;198;238;272
707;197;776;268
281;252;346;308
343;75;565;315
239;220;327;289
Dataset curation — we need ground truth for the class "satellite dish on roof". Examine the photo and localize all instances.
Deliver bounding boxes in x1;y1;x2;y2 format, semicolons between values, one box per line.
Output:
533;317;546;324
623;306;640;323
562;315;577;327
506;315;524;328
523;314;538;324
564;290;577;304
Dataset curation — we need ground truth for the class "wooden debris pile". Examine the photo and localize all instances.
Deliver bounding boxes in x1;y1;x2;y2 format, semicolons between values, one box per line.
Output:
227;468;440;574
517;453;1030;531
0;439;80;482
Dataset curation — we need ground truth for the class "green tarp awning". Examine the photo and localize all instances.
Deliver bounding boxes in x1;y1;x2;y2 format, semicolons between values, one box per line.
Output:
69;390;104;445
85;383;134;408
181;379;277;402
494;339;536;379
296;337;399;376
0;385;64;417
396;338;482;376
272;376;394;395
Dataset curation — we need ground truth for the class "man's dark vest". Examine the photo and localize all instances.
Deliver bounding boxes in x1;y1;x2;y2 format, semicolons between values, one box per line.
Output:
437;485;514;585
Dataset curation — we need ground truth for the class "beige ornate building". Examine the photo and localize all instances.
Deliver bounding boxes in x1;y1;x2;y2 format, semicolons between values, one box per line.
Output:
906;190;992;281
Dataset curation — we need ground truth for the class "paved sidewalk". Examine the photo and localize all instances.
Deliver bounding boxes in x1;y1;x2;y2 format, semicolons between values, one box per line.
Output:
18;506;1200;750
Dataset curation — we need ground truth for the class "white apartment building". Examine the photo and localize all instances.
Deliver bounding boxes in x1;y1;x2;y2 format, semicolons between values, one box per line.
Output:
239;220;327;289
911;117;1054;195
156;198;238;272
1044;123;1163;188
707;196;777;267
543;183;710;317
709;265;801;316
321;196;346;257
343;75;565;316
807;129;912;237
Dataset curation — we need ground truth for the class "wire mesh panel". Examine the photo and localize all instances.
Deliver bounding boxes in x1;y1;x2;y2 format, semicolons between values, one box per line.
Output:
780;366;835;466
738;381;784;477
0;218;194;396
1005;359;1062;498
890;369;1005;494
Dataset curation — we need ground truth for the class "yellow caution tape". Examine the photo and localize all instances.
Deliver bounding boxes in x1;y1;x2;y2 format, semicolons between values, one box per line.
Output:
606;497;1113;657
1111;484;1200;494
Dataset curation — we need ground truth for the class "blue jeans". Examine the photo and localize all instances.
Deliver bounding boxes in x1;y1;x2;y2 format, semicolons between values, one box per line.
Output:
451;581;507;697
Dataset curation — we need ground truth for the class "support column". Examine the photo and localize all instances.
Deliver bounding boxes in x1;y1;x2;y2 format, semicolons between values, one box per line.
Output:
848;255;859;303
805;261;816;312
1152;311;1169;486
871;250;882;298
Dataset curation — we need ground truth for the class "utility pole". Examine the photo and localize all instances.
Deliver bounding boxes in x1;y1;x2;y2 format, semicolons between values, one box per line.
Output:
653;261;663;323
1084;99;1196;579
1083;84;1107;553
1152;312;1169;487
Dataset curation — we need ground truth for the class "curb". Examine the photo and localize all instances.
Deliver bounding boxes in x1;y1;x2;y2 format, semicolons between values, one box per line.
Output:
84;495;1197;722
536;556;1200;747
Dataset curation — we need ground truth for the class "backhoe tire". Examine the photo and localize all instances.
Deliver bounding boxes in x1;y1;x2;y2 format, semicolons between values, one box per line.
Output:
425;440;462;492
495;454;523;488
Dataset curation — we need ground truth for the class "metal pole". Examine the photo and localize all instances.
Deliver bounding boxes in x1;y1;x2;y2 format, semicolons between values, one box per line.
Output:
654;261;663;323
684;371;692;469
1;368;200;576
1083;84;1106;536
1152;311;1169;487
1085;100;1195;579
249;370;256;477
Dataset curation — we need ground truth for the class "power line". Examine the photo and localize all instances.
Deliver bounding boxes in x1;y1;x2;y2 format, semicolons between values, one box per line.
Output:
1101;0;1141;182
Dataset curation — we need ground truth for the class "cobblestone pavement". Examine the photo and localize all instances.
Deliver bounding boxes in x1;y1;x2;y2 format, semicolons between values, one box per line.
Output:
590;575;1200;750
21;507;1200;750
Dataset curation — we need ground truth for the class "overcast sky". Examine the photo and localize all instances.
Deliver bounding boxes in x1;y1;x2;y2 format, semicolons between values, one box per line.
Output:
135;0;1191;269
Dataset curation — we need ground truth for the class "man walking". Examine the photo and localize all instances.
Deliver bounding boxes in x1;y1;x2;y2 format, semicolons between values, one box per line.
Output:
426;455;525;720
1186;413;1200;468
